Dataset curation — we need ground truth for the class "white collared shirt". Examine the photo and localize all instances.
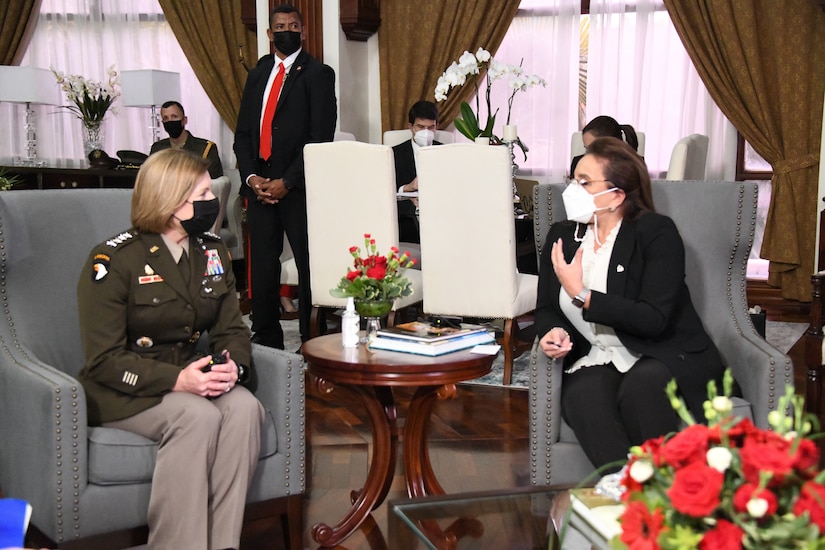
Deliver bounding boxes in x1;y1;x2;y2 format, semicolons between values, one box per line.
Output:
560;219;641;374
259;48;302;136
398;137;420;193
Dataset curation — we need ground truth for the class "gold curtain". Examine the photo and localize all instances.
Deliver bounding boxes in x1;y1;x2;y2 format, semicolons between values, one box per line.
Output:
157;0;257;132
0;0;39;65
378;0;520;132
664;0;825;301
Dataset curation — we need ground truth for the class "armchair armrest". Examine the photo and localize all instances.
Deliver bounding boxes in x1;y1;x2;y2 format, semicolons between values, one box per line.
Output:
249;344;306;496
805;273;825;415
719;326;793;429
0;345;90;537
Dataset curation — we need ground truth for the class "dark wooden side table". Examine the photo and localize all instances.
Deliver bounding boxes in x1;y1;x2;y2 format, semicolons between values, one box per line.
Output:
302;334;495;547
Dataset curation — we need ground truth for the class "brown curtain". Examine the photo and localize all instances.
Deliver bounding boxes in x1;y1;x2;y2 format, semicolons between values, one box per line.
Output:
158;0;257;132
1;0;40;65
664;0;825;302
378;0;520;132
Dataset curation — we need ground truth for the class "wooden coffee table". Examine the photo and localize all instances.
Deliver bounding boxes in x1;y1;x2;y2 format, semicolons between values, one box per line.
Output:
302;333;495;547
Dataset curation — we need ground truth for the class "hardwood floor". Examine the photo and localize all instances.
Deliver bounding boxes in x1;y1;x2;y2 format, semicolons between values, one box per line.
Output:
241;292;812;550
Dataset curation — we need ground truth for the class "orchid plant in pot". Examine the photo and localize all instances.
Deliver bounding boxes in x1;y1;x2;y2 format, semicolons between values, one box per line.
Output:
434;47;546;159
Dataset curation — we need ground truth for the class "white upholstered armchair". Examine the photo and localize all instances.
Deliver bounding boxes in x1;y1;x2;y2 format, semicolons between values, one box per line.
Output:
529;181;793;486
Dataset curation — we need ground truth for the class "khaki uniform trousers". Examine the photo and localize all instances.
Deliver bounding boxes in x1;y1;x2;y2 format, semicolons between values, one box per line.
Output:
105;387;264;550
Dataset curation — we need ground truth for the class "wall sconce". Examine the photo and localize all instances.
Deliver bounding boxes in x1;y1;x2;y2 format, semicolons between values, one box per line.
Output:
0;66;59;166
120;70;181;144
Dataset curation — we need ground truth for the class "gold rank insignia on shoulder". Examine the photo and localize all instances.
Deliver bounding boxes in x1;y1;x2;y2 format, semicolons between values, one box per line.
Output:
149;245;160;253
136;336;153;348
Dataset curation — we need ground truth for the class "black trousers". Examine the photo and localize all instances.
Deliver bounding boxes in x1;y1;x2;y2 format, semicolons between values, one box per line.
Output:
561;358;679;472
246;192;312;345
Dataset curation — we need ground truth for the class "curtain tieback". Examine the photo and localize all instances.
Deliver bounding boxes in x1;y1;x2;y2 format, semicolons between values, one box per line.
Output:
773;153;819;175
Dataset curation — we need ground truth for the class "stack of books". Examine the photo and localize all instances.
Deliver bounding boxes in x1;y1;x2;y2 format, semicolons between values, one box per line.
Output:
369;321;495;356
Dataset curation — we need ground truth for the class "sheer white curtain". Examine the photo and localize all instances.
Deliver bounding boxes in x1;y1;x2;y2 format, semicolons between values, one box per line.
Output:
587;0;736;180
478;0;581;179
0;0;234;169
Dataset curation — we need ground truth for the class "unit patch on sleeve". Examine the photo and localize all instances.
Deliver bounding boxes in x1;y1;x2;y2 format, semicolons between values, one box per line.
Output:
92;254;110;283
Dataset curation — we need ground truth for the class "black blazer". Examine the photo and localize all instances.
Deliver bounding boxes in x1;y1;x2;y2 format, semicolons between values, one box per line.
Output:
391;139;442;243
391;139;443;188
535;212;724;417
234;51;337;199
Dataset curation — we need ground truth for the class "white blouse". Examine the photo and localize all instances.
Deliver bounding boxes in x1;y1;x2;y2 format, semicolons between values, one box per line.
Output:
558;220;641;374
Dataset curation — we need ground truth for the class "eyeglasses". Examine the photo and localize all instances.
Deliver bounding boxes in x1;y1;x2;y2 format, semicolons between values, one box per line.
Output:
565;177;613;187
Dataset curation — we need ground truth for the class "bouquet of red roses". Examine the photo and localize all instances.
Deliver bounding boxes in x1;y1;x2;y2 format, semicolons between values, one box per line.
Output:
616;371;825;549
329;233;415;302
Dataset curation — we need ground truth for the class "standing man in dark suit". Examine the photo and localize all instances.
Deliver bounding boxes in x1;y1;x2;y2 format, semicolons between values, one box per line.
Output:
234;4;337;348
392;100;441;244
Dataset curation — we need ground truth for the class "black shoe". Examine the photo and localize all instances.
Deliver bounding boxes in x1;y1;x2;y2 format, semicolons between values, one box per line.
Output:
250;333;284;350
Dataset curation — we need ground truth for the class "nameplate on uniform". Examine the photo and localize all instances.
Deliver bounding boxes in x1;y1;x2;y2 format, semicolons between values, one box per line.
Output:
138;275;164;284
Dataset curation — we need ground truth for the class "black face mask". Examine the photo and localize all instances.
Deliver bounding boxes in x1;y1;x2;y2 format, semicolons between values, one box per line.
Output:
163;120;184;139
179;198;219;236
273;31;302;56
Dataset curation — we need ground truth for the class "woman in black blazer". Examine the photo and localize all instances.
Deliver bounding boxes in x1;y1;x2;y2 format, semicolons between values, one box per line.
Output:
536;137;724;470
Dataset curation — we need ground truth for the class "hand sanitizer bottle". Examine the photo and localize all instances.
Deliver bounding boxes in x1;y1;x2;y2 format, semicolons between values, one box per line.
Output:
342;297;360;348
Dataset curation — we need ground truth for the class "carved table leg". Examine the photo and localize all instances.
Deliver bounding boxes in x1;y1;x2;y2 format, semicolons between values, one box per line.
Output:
311;383;398;547
404;384;457;498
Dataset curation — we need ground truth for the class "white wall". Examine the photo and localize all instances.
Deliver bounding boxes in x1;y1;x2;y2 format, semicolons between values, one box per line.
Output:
321;1;383;143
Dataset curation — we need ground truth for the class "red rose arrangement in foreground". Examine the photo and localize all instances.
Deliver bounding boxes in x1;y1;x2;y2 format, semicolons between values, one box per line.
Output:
616;371;825;549
330;233;415;302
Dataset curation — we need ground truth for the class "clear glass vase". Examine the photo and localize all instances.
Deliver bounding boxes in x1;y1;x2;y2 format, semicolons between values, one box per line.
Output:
83;121;104;158
354;300;393;346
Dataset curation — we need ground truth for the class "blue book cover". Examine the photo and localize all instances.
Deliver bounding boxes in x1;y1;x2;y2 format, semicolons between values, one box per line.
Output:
0;498;32;548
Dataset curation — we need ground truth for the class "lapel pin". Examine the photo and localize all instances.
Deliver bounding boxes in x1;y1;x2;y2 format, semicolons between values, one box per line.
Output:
144;264;154;275
617;265;625;273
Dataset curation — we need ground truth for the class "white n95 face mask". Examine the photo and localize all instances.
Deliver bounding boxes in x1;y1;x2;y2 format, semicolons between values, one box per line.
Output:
562;183;618;224
413;129;435;147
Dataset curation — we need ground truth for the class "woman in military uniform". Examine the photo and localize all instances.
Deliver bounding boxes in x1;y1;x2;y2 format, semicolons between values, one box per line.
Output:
77;148;262;550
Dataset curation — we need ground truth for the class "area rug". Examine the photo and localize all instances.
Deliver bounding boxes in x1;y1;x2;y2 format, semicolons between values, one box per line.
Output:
275;318;808;390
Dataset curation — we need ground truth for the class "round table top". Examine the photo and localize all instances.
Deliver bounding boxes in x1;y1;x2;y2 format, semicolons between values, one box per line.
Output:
302;333;495;386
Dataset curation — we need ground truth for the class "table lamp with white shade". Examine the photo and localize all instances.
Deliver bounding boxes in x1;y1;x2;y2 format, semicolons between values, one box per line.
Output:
0;66;59;166
120;69;181;144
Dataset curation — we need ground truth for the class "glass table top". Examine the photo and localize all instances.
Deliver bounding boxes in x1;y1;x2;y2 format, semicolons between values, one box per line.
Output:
388;485;570;550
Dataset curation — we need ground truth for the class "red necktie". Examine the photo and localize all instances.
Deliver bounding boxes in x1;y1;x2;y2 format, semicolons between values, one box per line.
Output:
259;62;285;161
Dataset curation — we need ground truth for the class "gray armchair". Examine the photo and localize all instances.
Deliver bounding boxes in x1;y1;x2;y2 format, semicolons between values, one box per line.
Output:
0;189;305;549
529;181;793;486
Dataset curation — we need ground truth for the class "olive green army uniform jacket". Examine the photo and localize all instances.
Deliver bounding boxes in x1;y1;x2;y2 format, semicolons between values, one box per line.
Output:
77;229;251;425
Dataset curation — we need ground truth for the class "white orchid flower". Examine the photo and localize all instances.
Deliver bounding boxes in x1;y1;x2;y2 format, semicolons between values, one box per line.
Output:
475;48;491;63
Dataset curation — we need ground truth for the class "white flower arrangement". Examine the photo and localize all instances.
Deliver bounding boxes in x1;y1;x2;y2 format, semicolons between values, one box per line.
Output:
51;65;120;129
434;47;546;150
